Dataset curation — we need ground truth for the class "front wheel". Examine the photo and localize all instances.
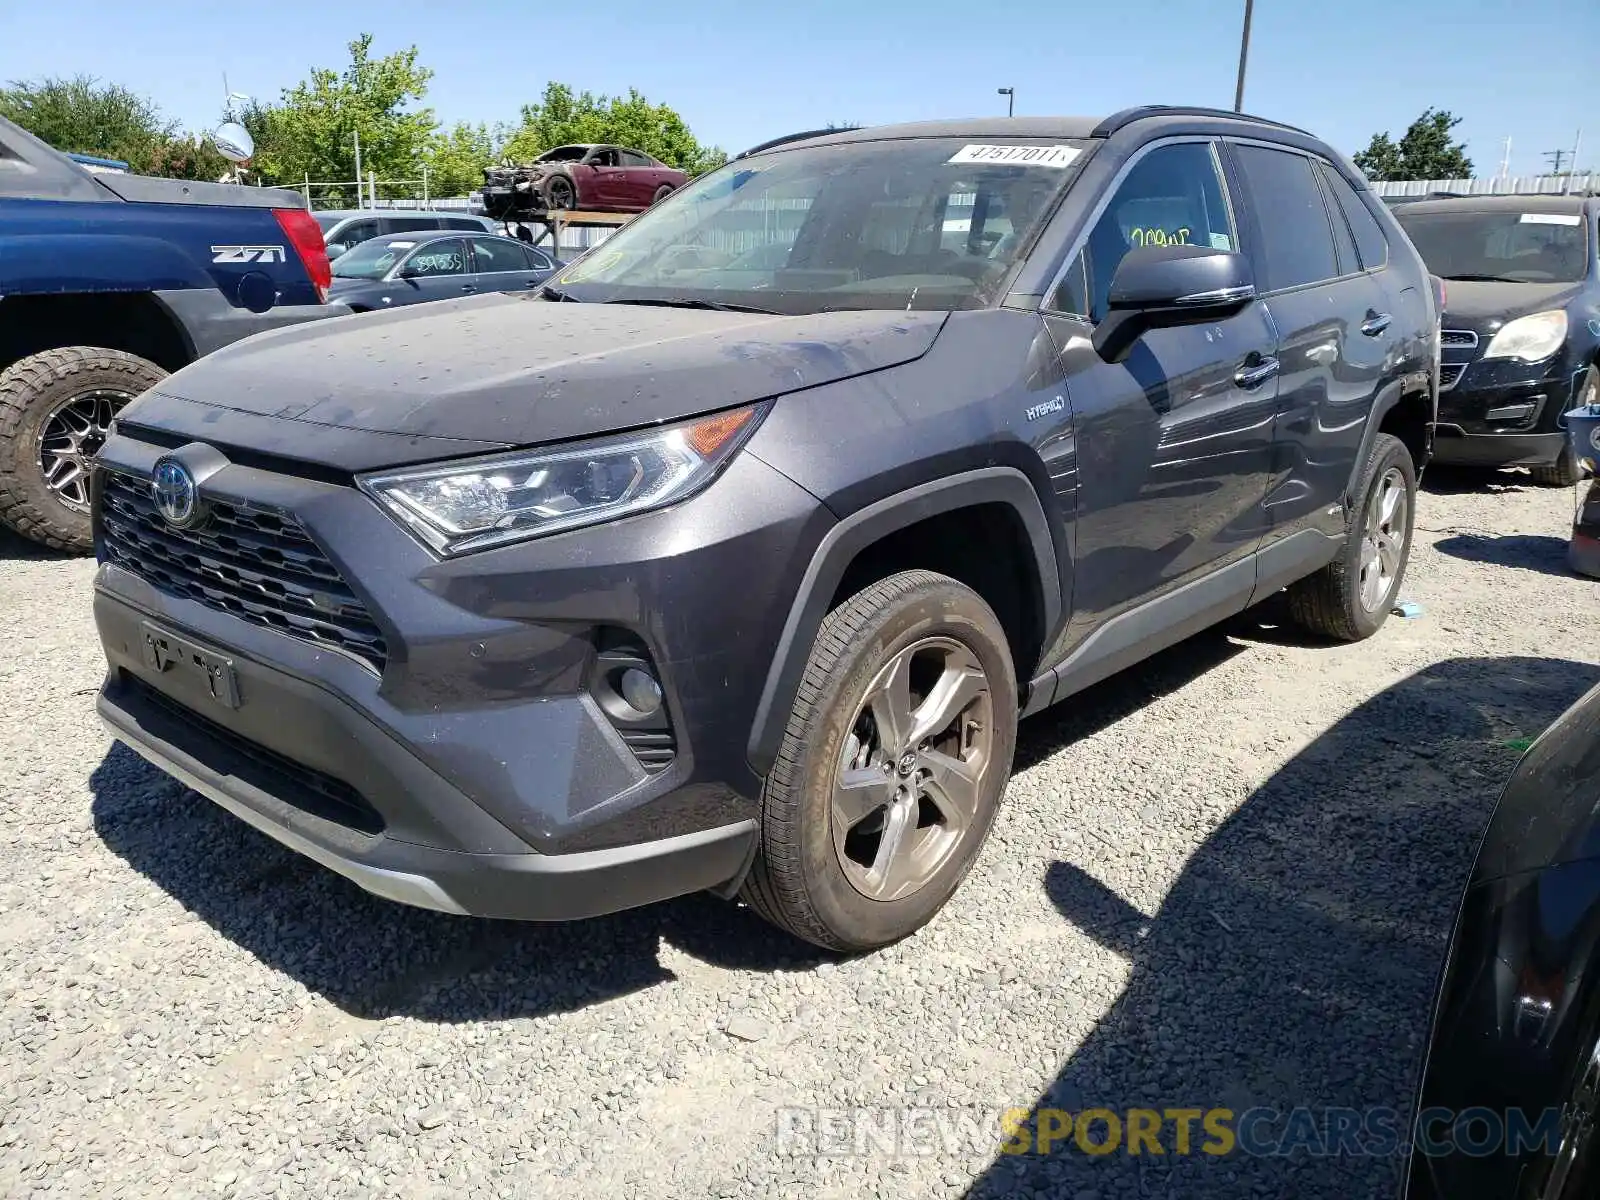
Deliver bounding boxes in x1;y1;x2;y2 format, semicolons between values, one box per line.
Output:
543;176;576;211
1287;431;1416;641
741;570;1018;952
0;347;166;552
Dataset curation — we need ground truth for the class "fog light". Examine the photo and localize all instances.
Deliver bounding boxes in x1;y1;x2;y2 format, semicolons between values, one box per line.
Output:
620;667;663;715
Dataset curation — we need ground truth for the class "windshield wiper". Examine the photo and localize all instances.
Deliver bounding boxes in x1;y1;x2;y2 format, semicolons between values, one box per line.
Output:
1444;273;1524;283
604;297;780;315
541;283;578;302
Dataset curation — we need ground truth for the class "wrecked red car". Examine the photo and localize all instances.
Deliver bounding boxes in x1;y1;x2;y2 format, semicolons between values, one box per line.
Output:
480;145;687;219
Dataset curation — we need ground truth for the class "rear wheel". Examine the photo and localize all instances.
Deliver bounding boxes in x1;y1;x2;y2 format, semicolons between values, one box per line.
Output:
0;347;165;552
652;184;675;206
544;176;576;211
741;570;1018;952
1287;432;1416;641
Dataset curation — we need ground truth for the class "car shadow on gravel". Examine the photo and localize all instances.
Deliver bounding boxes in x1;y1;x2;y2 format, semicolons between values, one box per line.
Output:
968;654;1600;1200
1432;532;1572;577
1420;465;1538;496
0;526;76;561
89;744;829;1022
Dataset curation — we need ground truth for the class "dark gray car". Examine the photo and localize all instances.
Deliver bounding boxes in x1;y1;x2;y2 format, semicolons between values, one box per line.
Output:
90;108;1438;952
328;232;561;311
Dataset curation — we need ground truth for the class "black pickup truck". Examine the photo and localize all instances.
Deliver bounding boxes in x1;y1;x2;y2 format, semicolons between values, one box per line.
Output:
0;116;341;550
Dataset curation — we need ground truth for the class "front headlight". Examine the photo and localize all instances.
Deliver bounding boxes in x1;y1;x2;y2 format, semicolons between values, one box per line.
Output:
359;405;764;556
1482;310;1568;363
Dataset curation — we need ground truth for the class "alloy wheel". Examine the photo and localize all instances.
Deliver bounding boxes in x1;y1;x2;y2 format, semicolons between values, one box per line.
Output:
38;388;127;513
1359;467;1408;612
832;637;993;902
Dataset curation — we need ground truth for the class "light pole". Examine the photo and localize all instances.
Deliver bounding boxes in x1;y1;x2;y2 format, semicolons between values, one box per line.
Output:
1233;0;1254;112
998;87;1015;118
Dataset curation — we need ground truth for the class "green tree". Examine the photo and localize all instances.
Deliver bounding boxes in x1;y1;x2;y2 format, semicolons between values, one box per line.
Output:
1354;109;1473;181
502;83;724;174
423;121;500;198
244;34;437;192
0;75;175;172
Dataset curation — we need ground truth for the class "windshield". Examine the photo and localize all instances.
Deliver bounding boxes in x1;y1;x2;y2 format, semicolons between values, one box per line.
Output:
1396;208;1590;283
550;137;1090;313
330;238;416;280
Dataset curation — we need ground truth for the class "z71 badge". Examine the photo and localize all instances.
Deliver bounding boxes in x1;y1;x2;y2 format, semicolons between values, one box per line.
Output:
210;245;286;264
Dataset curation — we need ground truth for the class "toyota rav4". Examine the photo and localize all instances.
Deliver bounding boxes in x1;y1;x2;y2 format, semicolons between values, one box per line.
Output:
91;108;1439;952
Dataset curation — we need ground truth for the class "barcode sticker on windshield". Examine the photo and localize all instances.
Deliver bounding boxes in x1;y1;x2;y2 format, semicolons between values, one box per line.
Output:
948;144;1081;169
1519;213;1581;225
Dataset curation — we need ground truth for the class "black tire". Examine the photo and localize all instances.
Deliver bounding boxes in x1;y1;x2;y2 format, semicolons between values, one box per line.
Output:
0;347;165;552
741;570;1018;952
544;175;576;211
1531;443;1583;488
651;184;675;206
1287;432;1417;642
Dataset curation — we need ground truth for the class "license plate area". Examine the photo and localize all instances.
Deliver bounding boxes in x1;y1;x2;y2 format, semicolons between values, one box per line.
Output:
140;621;241;709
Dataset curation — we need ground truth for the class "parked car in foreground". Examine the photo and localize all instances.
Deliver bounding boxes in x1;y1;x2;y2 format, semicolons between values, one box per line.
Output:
314;209;498;260
328;233;561;310
0;115;338;552
1394;195;1600;485
1406;677;1600;1199
91;108;1437;951
480;145;687;219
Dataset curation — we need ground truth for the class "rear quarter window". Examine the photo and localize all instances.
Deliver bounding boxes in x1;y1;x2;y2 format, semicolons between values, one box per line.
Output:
1320;166;1389;270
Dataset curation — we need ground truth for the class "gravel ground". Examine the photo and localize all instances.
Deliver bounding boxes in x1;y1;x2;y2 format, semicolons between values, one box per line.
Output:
3;467;1598;1200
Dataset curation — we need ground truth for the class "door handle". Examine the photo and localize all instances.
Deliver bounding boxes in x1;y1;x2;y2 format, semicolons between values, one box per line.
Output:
1361;312;1392;337
461;284;476;293
1233;356;1280;390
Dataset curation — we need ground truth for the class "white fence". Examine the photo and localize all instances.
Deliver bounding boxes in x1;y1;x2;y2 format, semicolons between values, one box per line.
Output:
1371;175;1599;198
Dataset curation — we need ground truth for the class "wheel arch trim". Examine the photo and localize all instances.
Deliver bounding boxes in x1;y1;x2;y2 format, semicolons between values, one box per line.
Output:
746;466;1060;777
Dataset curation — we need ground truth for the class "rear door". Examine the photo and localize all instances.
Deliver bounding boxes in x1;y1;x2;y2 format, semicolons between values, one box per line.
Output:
470;236;540;291
1040;138;1280;639
394;237;473;304
622;150;661;205
1225;141;1395;543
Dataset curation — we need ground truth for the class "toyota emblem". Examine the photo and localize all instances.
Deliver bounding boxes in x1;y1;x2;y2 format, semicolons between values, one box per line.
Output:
151;458;201;528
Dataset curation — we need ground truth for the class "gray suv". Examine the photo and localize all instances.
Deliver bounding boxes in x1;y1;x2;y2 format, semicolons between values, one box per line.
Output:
91;108;1439;951
315;209;498;260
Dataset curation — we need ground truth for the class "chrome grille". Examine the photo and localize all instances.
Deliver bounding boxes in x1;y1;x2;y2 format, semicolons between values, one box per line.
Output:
1440;363;1467;391
99;471;388;672
1441;329;1479;348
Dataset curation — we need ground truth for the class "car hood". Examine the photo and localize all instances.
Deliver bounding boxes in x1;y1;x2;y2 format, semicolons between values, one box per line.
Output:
137;294;945;453
1441;279;1585;329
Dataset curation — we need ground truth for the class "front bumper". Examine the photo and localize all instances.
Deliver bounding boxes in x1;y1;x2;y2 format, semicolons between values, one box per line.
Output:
1431;354;1586;467
1428;429;1566;467
90;428;831;920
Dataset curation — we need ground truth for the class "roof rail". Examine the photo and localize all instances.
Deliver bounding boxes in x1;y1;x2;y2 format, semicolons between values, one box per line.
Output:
736;127;860;160
1090;106;1311;139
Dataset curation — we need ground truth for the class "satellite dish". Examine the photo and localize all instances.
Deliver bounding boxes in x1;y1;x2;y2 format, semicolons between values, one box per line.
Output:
212;122;254;164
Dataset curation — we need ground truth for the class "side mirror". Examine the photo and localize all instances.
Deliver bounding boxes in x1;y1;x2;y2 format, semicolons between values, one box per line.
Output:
396;264;421;279
1092;246;1256;363
325;243;348;260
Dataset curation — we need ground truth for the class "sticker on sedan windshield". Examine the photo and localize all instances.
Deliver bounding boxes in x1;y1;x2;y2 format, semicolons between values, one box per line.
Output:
947;145;1081;169
1519;213;1581;225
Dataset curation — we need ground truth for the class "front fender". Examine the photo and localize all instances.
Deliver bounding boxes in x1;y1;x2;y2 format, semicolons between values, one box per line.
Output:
744;466;1061;776
0;233;212;294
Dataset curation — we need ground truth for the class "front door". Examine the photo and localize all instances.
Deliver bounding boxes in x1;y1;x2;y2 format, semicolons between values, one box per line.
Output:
1041;139;1279;640
396;238;473;304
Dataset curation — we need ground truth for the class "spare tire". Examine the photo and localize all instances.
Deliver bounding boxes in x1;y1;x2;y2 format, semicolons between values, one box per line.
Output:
0;347;166;552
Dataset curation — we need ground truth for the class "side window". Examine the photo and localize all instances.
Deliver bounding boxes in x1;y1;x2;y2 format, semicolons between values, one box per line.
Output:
471;237;525;273
523;246;553;271
1319;165;1389;270
402;239;467;277
621;150;652;168
1233;145;1340;291
1050;141;1235;321
1318;170;1360;275
386;216;442;234
331;219;379;251
588;149;620;167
